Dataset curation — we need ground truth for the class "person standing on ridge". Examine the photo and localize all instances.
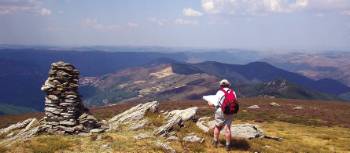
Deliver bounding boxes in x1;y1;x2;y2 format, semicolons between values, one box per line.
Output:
208;79;239;151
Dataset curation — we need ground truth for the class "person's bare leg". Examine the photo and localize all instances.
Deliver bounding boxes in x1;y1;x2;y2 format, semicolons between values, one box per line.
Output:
213;126;221;147
224;125;231;149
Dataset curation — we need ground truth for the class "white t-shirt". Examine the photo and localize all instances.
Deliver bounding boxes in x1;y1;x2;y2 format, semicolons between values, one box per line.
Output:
215;88;237;107
203;88;237;107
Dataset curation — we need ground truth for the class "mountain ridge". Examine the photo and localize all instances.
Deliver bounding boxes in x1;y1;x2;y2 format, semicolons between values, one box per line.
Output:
1;49;350;115
190;61;350;95
79;61;347;106
0;49;187;112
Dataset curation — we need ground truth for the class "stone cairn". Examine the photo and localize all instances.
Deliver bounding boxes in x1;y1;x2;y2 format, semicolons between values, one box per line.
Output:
41;61;102;134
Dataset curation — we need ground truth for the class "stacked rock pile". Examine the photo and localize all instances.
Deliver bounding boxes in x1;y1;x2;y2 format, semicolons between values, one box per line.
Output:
41;61;102;134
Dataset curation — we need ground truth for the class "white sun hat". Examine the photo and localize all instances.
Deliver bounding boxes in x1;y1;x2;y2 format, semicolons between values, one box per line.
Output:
219;79;230;86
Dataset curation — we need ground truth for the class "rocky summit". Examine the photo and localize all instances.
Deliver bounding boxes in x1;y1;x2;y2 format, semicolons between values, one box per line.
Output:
41;61;103;134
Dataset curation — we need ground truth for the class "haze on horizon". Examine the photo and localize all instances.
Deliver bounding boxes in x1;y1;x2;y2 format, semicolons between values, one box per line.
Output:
0;0;350;52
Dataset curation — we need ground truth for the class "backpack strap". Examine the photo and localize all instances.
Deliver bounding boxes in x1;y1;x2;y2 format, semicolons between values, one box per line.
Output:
217;88;231;108
220;88;231;96
217;96;224;109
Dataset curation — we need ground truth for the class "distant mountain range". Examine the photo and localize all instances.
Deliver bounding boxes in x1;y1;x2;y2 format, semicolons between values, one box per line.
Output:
190;61;350;95
0;47;349;115
79;64;218;106
79;60;347;107
0;49;186;114
264;52;350;87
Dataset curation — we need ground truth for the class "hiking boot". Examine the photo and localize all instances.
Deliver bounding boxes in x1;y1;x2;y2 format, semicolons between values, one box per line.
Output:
211;140;218;148
225;144;231;151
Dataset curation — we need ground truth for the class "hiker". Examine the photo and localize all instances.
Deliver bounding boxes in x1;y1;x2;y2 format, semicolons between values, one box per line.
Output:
208;79;239;151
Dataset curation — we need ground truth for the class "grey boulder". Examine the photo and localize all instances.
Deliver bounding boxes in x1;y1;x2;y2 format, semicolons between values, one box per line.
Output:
182;133;204;143
108;101;159;130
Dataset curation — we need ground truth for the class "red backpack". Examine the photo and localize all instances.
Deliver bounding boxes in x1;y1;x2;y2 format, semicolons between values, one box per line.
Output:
220;88;239;115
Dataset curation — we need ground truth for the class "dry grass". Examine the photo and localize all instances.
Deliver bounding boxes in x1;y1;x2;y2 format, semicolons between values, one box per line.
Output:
156;98;350;128
0;145;7;153
66;131;164;153
165;120;350;153
7;135;78;153
145;111;165;127
0;133;6;140
2;97;350;128
248;121;350;152
3;120;350;153
2;97;350;152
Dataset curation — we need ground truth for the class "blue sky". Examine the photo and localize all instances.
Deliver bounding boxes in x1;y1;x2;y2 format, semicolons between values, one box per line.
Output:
0;0;350;51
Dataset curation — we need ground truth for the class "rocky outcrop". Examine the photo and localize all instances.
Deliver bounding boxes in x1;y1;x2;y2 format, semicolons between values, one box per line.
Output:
108;101;159;130
0;118;41;146
154;107;198;136
166;136;179;141
231;124;264;139
133;132;152;140
41;61;102;134
0;118;36;135
154;115;182;136
196;117;282;141
248;105;260;109
195;117;211;133
264;79;289;90
128;119;148;131
196;117;264;139
155;141;176;153
293;106;303;110
165;107;198;121
270;102;280;107
183;133;204;143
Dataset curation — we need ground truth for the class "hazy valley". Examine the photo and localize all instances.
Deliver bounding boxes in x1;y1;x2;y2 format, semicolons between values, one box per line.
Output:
1;47;350;153
1;47;350;115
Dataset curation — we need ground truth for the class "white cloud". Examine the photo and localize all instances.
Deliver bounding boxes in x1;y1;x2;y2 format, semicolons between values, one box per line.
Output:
174;18;198;25
40;8;51;16
0;0;38;14
149;17;167;26
0;0;52;16
82;19;139;31
183;8;203;17
81;18;120;31
202;0;216;13
149;17;198;26
201;0;350;15
201;0;308;15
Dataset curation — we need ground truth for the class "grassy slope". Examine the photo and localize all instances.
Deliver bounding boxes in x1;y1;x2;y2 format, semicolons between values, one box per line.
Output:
1;98;350;152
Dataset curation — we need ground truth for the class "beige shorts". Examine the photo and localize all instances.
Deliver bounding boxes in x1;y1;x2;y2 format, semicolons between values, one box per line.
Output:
214;108;233;127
